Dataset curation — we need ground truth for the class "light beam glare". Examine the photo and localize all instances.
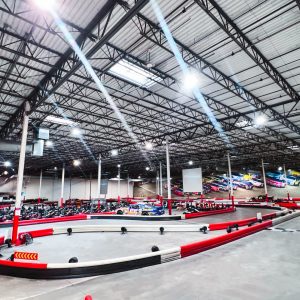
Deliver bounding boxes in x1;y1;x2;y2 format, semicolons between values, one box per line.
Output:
150;0;231;147
48;8;152;165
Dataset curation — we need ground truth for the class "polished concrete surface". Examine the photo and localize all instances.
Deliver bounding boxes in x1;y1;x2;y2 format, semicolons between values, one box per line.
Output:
1;208;297;300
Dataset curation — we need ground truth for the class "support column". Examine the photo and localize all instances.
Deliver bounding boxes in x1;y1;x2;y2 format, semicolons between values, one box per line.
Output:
117;165;121;204
127;175;130;202
38;169;42;205
283;164;287;186
12;102;30;244
60;165;65;207
156;171;159;198
159;161;163;197
261;159;268;202
69;174;72;200
97;154;101;198
227;153;234;207
166;139;171;215
97;154;101;209
89;173;92;201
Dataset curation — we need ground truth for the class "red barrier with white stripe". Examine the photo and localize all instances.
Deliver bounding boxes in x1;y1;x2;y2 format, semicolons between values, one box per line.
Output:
181;220;272;257
0;209;298;279
184;207;235;219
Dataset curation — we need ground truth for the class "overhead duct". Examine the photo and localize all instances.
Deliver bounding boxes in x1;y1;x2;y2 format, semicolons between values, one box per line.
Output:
0;141;32;153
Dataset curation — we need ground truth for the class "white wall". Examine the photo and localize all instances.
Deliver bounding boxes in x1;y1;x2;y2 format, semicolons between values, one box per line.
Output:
0;176;133;200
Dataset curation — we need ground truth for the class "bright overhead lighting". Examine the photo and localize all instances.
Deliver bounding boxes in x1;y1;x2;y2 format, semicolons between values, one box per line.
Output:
71;127;82;137
54;167;57;170
117;164;121;168
145;142;153;150
111;149;118;156
278;166;283;171
182;70;201;94
145;167;150;171
109;59;162;88
138;176;141;179
45;140;53;147
188;160;193;165
4;161;11;167
45;115;75;126
32;0;56;11
73;159;81;166
254;115;267;126
3;171;8;175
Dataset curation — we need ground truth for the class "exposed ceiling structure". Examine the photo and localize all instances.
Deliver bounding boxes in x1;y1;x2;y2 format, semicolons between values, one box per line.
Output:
0;0;300;177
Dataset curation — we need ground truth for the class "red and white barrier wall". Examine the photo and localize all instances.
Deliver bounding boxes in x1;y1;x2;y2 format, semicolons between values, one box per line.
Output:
0;208;298;279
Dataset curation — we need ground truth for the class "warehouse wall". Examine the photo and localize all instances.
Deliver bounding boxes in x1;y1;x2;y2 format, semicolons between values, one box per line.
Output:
0;176;133;200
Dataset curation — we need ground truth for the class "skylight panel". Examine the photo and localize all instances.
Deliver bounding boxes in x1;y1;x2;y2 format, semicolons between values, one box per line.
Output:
45;115;76;126
109;59;161;88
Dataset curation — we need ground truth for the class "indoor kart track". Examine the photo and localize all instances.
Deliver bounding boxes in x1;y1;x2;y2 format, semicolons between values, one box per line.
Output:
1;206;300;300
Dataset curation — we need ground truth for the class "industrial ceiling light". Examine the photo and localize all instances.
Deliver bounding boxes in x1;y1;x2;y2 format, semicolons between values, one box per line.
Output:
117;164;121;168
145;167;150;171
278;166;283;171
109;59;161;88
54;167;57;170
3;171;8;175
71;127;82;137
32;0;56;11
45;140;53;147
73;160;81;167
4;161;11;167
138;175;141;179
182;70;201;94
111;149;118;156
188;160;193;165
254;115;267;126
45;115;75;126
145;142;153;150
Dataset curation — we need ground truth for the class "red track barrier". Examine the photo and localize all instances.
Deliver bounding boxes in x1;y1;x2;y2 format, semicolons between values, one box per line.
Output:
184;207;234;219
0;236;4;246
20;228;53;239
5;215;88;227
181;220;272;257
209;217;257;230
277;202;299;209
0;259;47;269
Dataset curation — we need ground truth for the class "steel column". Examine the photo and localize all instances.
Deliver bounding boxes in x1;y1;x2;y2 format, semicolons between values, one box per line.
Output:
12;101;30;244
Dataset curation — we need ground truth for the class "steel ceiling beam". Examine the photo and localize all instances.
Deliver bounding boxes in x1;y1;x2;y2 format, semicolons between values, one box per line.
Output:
195;0;300;113
0;27;297;151
0;0;150;139
133;12;300;136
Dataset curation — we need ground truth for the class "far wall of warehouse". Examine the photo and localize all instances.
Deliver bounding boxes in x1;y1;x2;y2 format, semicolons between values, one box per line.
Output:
0;176;133;200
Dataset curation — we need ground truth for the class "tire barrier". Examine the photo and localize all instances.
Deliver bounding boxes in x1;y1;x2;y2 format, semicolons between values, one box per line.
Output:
0;209;298;279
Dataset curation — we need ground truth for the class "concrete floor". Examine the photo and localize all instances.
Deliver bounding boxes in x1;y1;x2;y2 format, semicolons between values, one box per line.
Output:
0;208;298;300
